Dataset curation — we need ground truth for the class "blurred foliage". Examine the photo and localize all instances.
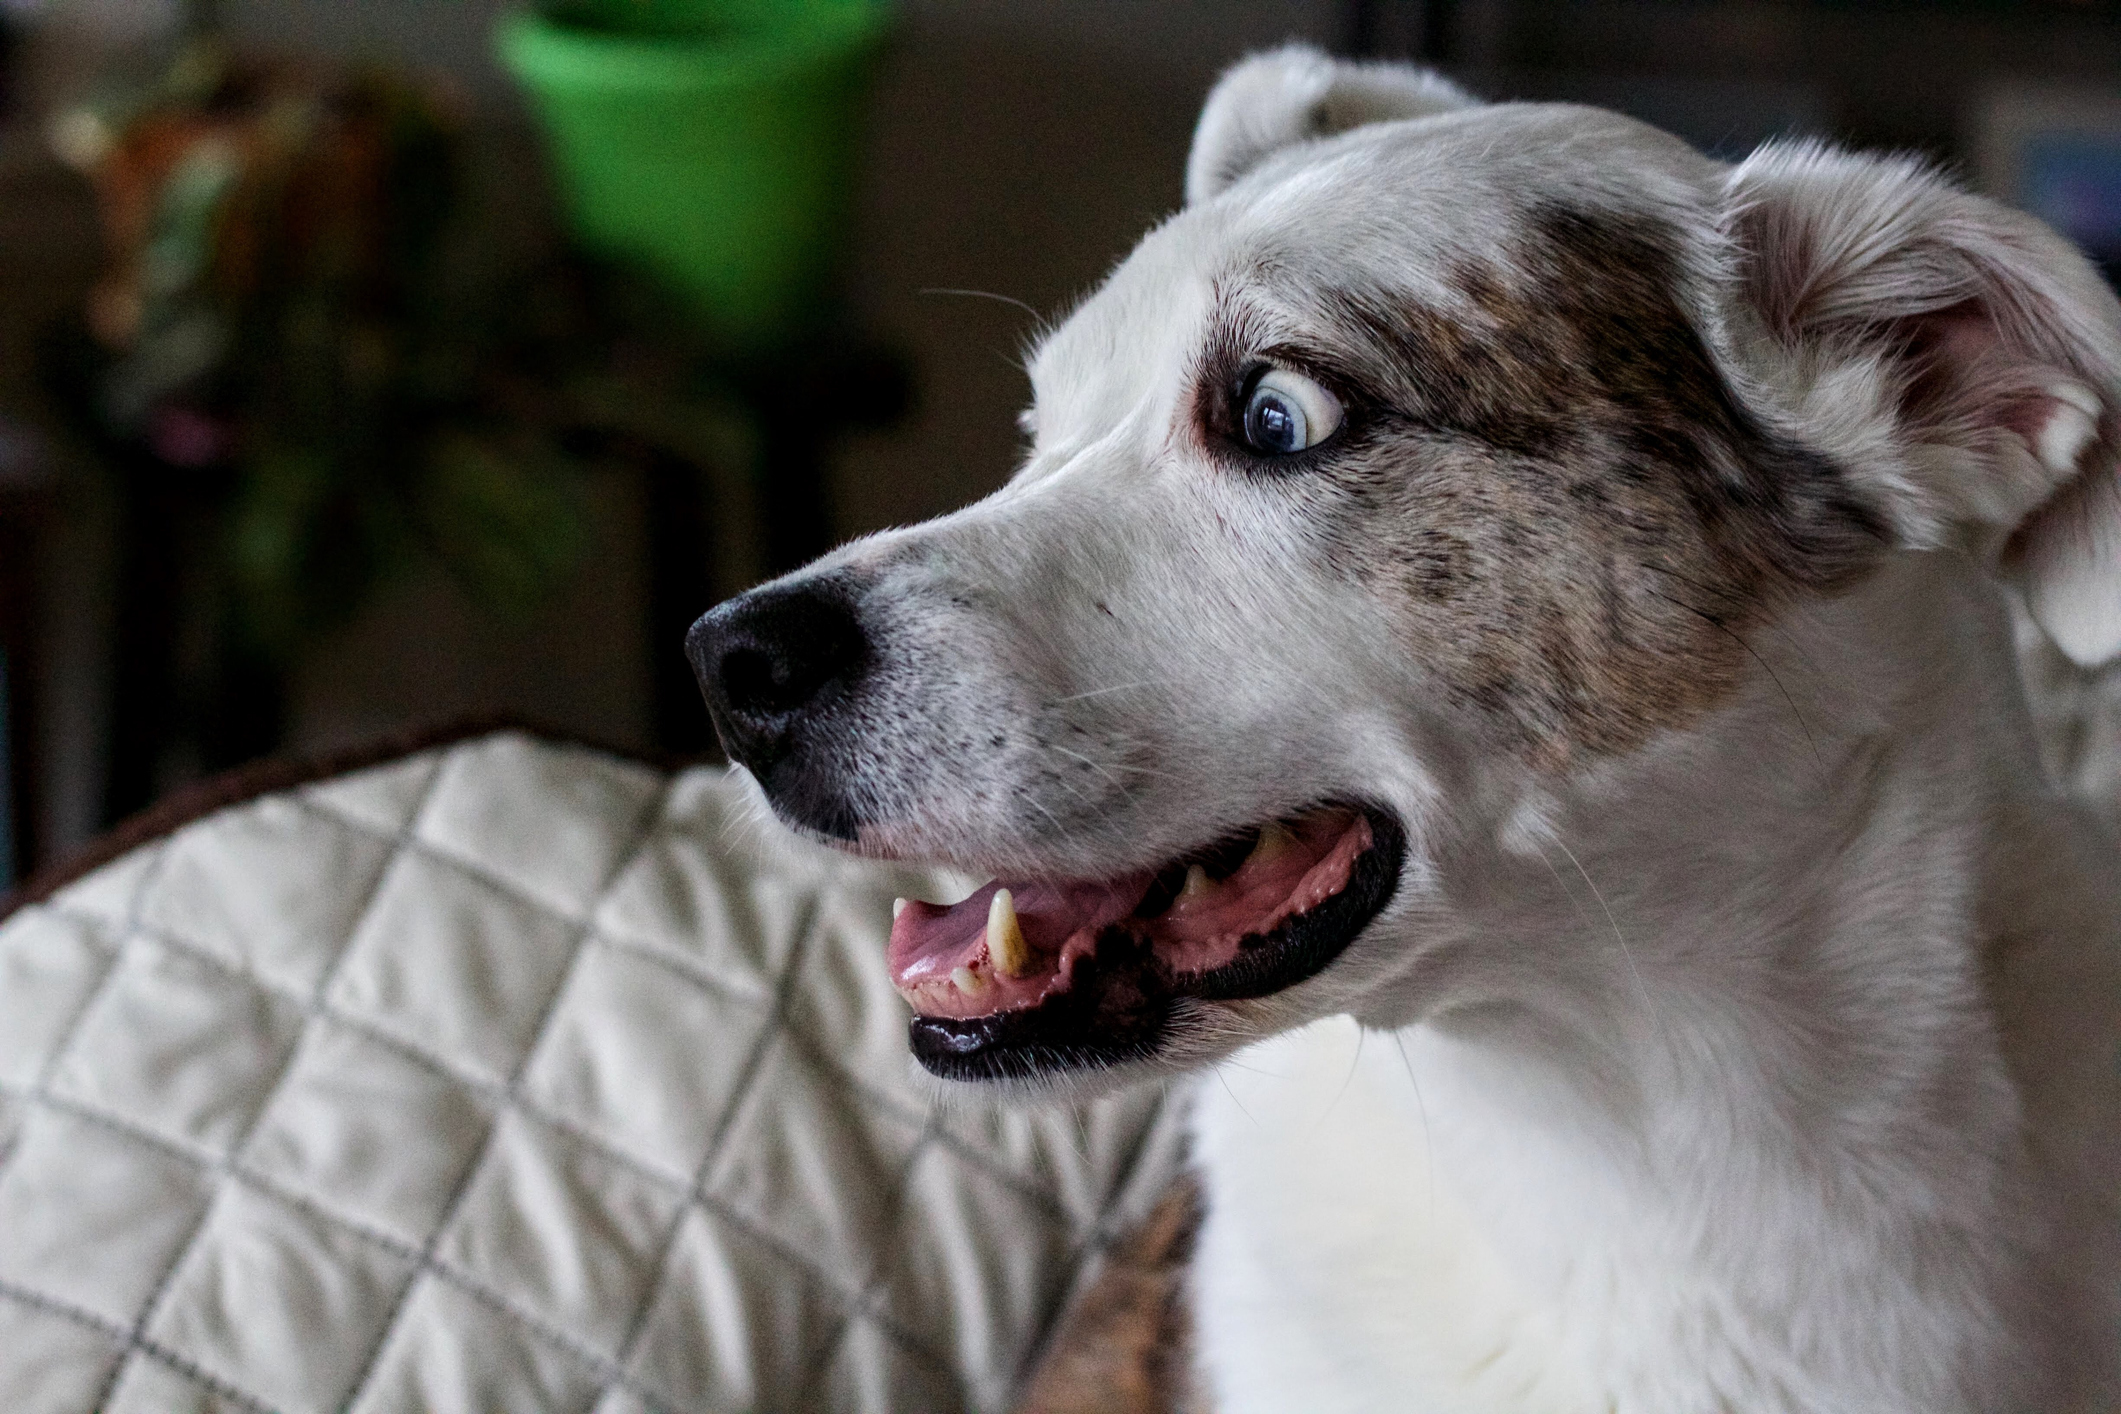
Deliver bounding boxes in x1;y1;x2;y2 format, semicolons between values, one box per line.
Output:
48;40;659;663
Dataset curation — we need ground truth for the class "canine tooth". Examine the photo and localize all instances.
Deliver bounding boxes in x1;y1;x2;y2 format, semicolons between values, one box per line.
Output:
893;897;909;919
1247;821;1296;867
1180;863;1213;901
987;888;1031;977
951;965;985;994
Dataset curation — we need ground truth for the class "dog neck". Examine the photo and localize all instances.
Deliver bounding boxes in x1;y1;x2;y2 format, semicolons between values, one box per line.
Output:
1191;553;2121;1413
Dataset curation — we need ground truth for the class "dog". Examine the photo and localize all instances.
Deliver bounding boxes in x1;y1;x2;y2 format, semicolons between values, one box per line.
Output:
689;46;2121;1412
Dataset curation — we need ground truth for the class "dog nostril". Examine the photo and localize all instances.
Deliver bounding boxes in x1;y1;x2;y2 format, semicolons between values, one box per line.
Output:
691;579;870;747
720;644;824;717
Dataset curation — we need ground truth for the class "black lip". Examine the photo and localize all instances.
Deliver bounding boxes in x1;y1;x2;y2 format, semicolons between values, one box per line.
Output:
909;806;1408;1083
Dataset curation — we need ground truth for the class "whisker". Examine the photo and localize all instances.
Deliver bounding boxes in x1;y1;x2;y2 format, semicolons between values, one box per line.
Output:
1531;841;1640;1031
1328;1026;1365;1120
1067;1105;1092;1167
1215;1064;1262;1130
1013;789;1075;847
1047;745;1175;785
1545;833;1666;1046
1033;766;1133;834
1011;772;1146;866
1044;680;1169;706
919;286;1044;322
1533;840;1595;934
1046;744;1140;796
1392;1030;1436;1229
1637;560;1831;690
1640;581;1824;770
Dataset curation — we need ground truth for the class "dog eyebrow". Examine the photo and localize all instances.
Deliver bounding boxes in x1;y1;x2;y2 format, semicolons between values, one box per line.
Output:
1240;205;1720;458
1267;200;1883;584
1296;204;1816;477
1197;224;1642;458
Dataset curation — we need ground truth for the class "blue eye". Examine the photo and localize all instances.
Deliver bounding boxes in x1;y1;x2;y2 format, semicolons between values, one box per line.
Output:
1245;390;1305;453
1241;369;1342;455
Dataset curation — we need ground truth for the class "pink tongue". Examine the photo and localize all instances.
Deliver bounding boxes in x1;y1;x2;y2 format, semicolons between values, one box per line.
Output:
886;810;1373;1021
886;874;1150;1011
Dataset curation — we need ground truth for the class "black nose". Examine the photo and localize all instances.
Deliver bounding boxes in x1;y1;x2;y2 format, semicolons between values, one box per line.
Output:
687;579;869;779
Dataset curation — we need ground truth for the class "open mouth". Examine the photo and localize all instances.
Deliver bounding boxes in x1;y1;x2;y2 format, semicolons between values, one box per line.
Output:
888;804;1406;1081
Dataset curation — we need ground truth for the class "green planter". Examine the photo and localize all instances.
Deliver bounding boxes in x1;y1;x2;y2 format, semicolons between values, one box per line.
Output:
498;0;888;351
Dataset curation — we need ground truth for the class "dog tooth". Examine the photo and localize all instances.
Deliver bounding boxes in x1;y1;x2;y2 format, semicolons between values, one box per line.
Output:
951;965;985;994
1180;863;1213;902
893;897;909;919
987;888;1031;977
1247;821;1296;868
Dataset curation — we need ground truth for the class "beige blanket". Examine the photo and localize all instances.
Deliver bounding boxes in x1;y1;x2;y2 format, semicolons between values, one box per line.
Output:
0;732;1186;1413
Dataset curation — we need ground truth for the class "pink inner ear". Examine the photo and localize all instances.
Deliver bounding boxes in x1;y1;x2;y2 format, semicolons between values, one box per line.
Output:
1728;141;2121;660
1888;297;2107;486
1881;299;2121;666
1890;302;2035;440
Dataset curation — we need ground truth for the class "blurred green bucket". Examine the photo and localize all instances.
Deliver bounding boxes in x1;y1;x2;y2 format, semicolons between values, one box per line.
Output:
498;0;889;351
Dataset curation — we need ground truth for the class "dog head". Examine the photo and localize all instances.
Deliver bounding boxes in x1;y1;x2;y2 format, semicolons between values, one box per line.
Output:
690;47;2121;1093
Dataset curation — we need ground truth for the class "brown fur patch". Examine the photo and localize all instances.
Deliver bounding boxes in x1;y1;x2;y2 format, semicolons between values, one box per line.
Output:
1215;204;1886;765
1014;1176;1205;1414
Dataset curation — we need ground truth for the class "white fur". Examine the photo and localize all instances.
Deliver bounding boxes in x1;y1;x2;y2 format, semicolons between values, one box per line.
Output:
760;46;2121;1411
1193;552;2121;1412
1185;45;1478;205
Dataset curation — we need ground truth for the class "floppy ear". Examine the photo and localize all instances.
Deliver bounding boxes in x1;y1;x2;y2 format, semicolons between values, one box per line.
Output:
1725;140;2121;664
1186;45;1478;207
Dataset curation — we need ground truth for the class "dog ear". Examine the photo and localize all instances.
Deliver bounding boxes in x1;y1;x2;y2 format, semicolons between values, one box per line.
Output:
1726;140;2121;664
1186;45;1477;207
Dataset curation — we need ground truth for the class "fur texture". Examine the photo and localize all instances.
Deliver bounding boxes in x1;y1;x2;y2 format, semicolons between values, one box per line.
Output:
707;46;2121;1411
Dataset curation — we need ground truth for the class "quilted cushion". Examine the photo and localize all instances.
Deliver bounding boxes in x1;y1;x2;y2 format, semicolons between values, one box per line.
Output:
0;732;1186;1413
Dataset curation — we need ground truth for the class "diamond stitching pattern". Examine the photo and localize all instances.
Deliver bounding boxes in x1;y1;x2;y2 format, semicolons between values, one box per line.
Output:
0;733;1184;1412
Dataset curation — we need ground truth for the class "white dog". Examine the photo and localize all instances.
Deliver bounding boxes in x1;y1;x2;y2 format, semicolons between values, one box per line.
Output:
690;47;2121;1412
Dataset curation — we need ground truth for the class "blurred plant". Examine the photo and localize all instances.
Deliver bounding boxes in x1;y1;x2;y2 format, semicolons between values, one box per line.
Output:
51;40;594;661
